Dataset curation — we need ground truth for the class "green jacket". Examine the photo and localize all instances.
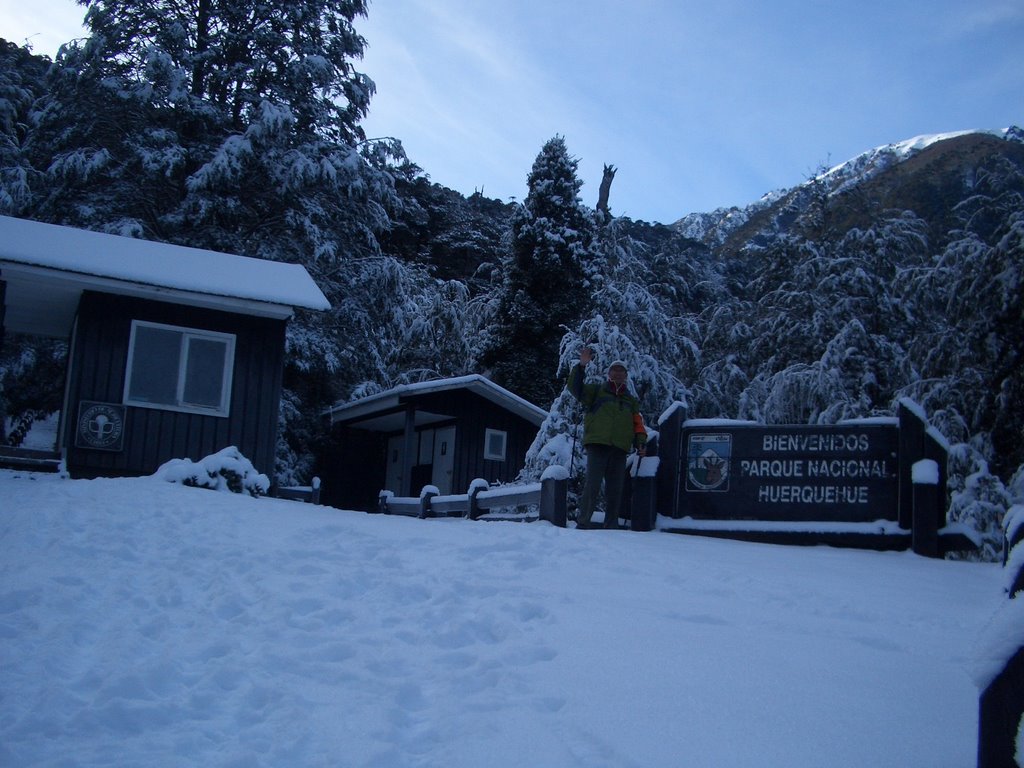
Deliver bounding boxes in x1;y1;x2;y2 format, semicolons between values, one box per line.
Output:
567;364;647;453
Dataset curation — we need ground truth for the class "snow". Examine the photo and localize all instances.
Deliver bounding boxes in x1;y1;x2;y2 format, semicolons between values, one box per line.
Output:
478;482;542;502
838;416;900;426
912;459;941;485
670;516;907;536
927;425;952;452
0;469;1008;767
818;129;1013;185
3;412;59;451
628;454;659;478
153;446;272;497
540;465;570;481
656;400;687;425
681;417;760;428
326;375;547;427
0;215;331;312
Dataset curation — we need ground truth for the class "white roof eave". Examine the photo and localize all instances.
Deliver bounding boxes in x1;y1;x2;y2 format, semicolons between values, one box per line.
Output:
0;216;331;317
325;375;547;429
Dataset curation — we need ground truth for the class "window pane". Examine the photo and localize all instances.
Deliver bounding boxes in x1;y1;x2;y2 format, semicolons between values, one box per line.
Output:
128;326;181;405
484;429;507;461
183;337;227;408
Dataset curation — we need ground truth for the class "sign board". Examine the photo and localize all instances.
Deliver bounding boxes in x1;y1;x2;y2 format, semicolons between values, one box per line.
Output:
680;423;899;522
75;401;126;452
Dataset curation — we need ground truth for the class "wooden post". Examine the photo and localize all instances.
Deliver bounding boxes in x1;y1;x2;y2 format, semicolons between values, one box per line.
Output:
539;476;567;528
911;459;940;557
468;484;484;521
924;428;949;537
419;488;436;519
978;646;1024;768
630;476;657;531
898;400;926;530
1;279;7;355
978;520;1024;768
400;405;417;497
658;405;685;519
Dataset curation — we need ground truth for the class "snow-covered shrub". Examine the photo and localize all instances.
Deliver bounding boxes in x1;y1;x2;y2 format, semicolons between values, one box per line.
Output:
154;446;270;498
947;443;1013;562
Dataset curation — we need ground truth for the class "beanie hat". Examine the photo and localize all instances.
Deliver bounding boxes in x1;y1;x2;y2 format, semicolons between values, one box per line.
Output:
607;360;628;374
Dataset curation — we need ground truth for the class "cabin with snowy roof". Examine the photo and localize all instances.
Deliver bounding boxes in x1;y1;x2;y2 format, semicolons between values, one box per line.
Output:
320;376;547;511
0;215;330;479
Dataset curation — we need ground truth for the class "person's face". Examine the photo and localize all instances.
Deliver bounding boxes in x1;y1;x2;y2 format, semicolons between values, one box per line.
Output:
609;365;627;385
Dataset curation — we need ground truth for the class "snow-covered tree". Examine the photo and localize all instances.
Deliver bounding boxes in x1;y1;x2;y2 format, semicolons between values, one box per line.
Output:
0;336;67;446
73;0;373;143
480;136;598;406
25;0;404;263
519;216;711;483
0;39;50;216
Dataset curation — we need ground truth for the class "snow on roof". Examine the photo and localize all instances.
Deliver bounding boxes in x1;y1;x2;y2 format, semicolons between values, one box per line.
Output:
326;375;547;429
0;215;331;315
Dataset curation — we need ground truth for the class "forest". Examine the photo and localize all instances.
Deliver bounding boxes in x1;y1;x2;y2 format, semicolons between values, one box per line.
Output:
1;1;1021;559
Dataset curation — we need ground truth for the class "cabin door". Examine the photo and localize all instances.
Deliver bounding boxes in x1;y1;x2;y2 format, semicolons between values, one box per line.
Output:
431;426;456;494
385;435;404;495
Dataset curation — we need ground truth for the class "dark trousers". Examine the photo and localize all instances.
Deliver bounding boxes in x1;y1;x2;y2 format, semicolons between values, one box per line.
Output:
579;444;627;528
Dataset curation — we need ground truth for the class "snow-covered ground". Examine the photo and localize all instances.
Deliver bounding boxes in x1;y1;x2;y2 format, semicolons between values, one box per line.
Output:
0;469;1007;767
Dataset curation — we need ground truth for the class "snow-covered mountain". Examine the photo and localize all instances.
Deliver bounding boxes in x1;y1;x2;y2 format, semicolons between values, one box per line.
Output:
673;127;1024;247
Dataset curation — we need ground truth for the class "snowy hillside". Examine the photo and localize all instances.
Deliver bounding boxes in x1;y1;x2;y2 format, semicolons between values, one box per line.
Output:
672;127;1021;244
0;469;1005;767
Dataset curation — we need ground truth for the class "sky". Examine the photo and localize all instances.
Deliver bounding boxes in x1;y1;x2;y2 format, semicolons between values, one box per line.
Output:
1;464;1018;767
3;1;1023;223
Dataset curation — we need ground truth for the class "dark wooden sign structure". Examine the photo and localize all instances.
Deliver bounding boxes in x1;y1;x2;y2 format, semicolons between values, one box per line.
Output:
654;400;954;553
681;423;899;523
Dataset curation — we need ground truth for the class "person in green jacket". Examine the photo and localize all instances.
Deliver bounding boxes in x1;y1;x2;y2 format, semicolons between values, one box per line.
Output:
567;346;647;529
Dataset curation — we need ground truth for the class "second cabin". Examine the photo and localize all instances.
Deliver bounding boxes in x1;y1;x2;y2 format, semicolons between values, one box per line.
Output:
318;376;546;512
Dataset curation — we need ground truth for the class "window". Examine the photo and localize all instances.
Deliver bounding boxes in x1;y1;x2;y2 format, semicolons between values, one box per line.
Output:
124;320;235;416
484;428;507;461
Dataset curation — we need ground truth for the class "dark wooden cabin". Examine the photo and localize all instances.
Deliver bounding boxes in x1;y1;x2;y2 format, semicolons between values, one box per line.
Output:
320;376;547;511
0;215;329;479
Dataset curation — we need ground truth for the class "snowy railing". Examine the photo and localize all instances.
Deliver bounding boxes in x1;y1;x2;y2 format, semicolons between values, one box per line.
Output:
274;477;321;505
377;467;569;527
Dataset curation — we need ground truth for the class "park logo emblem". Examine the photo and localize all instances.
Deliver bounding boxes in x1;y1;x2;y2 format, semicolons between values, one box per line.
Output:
686;433;732;492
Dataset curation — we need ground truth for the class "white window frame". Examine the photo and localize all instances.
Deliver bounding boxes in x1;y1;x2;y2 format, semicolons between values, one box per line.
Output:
484;428;507;461
123;320;235;417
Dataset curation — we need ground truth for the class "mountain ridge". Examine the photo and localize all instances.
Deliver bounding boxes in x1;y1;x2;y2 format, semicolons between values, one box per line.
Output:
672;126;1023;248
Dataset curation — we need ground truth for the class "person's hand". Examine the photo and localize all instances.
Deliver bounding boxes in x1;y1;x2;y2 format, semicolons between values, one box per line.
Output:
580;346;593;365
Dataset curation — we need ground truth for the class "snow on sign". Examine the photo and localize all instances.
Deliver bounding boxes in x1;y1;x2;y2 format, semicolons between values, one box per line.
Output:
680;424;899;522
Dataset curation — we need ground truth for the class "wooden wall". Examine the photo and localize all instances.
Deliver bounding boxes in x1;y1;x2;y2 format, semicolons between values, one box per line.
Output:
413;389;538;489
64;291;285;479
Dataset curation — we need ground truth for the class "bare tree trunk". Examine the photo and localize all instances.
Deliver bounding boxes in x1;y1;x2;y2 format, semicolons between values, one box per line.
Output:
597;164;616;220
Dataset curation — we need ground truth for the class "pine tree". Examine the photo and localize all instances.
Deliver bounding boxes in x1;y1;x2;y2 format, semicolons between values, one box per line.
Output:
0;39;50;216
480;136;597;405
29;0;404;263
